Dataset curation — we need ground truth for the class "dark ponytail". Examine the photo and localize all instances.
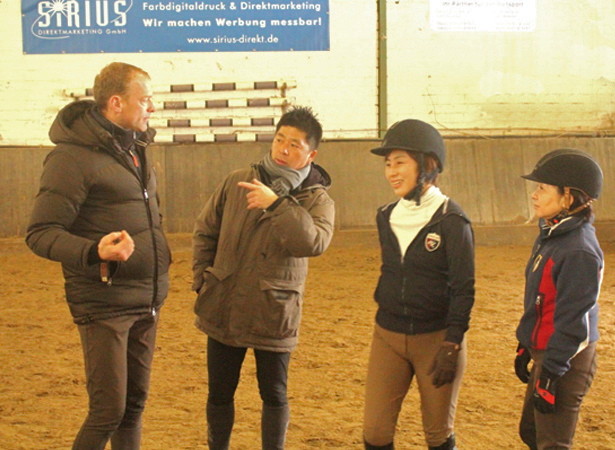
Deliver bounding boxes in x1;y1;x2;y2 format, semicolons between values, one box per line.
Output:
558;187;594;221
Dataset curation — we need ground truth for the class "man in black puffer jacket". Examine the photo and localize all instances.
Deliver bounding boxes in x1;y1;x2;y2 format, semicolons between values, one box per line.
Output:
26;62;171;450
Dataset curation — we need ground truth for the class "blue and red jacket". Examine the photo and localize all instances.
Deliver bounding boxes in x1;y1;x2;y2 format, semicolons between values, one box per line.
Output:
516;216;603;377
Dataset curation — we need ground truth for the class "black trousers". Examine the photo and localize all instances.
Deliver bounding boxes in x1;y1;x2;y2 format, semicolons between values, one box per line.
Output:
207;337;290;406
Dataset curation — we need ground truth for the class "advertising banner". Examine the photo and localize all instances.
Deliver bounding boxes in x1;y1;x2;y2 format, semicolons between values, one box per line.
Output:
22;0;330;54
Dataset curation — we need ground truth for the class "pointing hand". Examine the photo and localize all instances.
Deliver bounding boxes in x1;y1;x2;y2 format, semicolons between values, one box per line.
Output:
237;179;278;210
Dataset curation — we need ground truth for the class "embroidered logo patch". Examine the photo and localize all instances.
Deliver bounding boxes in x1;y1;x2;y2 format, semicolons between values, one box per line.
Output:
425;232;441;252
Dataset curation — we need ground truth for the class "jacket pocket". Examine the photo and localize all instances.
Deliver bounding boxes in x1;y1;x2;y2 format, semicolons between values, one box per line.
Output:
252;279;303;339
193;267;229;325
80;260;120;284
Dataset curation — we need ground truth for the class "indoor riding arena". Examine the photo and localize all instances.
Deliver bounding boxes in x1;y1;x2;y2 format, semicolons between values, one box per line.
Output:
2;1;615;449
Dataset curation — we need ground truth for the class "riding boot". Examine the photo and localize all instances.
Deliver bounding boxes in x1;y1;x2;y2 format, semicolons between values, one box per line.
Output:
428;433;457;450
364;440;394;449
206;402;234;450
261;403;289;450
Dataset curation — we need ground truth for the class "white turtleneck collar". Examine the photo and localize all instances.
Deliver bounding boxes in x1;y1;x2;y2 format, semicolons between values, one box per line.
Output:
390;186;447;258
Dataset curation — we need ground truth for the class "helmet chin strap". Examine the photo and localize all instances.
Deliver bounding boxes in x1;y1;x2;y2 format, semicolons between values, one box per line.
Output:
404;180;424;205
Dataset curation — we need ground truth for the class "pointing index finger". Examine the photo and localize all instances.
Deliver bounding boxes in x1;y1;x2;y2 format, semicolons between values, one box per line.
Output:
237;181;258;190
238;178;265;190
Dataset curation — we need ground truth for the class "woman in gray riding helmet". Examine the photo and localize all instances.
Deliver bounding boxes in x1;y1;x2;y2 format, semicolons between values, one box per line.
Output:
515;149;604;449
363;119;475;450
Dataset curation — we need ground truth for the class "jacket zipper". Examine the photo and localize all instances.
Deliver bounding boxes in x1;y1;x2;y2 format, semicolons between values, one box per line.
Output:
400;240;414;333
396;215;435;336
531;293;544;348
107;142;159;315
401;275;413;334
137;142;159;315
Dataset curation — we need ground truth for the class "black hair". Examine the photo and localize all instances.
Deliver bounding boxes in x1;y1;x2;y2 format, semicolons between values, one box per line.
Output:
276;106;323;150
557;186;594;221
406;151;440;185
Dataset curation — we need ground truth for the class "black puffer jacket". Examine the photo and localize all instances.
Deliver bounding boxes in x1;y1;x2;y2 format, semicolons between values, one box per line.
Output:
26;100;171;324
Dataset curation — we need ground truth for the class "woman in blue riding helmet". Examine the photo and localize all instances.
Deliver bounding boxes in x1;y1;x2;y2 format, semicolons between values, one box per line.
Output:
363;119;475;450
515;149;604;449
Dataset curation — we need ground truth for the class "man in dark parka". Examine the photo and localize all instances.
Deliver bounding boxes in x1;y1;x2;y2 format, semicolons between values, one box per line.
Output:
26;62;171;450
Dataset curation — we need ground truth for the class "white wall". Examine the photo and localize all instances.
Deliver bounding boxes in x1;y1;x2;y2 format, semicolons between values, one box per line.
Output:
1;1;613;146
386;1;615;135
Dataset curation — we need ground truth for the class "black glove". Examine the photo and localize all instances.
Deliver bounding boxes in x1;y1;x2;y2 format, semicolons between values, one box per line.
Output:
532;367;558;414
514;343;531;383
429;342;460;388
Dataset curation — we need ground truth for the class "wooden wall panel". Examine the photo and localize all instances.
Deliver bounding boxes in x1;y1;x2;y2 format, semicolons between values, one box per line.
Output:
2;137;613;244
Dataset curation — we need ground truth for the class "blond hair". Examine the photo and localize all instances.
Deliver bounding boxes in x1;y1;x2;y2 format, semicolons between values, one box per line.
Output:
93;62;150;111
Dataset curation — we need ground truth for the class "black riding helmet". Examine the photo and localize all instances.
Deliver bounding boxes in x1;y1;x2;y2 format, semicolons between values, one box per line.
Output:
522;148;603;199
371;119;445;204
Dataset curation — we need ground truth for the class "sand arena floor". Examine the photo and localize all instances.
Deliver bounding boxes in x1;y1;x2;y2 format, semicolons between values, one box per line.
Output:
1;231;614;449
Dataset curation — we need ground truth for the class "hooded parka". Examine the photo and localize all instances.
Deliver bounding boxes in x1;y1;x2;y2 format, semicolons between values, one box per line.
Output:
192;163;335;352
26;100;171;324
